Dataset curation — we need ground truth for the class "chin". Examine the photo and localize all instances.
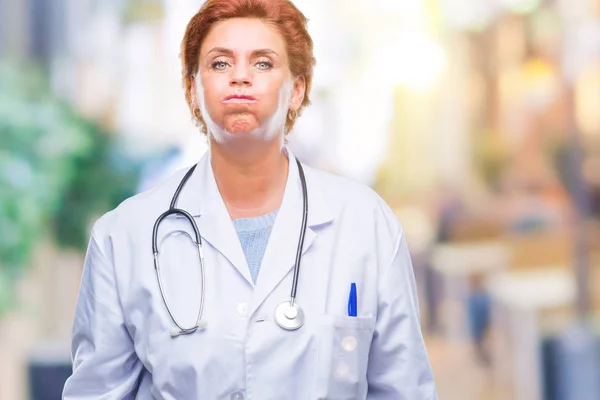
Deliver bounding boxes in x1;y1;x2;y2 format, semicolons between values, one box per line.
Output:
224;117;280;141
205;111;286;146
227;121;257;135
222;114;256;132
210;128;283;148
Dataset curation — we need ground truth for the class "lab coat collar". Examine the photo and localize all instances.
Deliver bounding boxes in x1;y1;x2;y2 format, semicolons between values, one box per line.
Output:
177;147;334;302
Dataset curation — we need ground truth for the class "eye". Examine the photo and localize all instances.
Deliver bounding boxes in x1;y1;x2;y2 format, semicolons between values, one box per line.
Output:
210;60;230;70
255;60;274;70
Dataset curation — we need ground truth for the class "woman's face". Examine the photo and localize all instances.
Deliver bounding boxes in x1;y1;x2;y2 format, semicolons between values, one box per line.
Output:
193;18;304;144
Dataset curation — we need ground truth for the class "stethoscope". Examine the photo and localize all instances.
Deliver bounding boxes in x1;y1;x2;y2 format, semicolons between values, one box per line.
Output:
152;159;308;338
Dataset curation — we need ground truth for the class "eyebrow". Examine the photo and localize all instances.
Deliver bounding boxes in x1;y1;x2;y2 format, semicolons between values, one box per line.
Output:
206;47;279;57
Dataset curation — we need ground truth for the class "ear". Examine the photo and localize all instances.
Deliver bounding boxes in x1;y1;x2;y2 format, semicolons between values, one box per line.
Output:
288;75;306;111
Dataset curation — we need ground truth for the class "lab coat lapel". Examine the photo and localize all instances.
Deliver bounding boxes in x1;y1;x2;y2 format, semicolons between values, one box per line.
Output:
248;150;333;317
178;152;253;285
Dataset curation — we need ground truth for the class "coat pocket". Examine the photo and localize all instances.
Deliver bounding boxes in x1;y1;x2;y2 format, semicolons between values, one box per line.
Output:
313;315;376;400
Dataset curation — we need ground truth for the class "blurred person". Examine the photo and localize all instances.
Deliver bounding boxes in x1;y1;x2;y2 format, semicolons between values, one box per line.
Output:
465;273;491;366
62;0;437;399
434;184;465;243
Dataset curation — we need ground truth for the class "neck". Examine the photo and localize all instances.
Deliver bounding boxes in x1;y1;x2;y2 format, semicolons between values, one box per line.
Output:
209;137;288;220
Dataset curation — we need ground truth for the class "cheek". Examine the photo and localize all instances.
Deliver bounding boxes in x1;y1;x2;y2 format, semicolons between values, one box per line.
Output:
199;86;224;116
198;76;225;102
255;80;288;111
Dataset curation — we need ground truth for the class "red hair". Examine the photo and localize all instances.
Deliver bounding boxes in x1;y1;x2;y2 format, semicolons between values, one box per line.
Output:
181;0;315;135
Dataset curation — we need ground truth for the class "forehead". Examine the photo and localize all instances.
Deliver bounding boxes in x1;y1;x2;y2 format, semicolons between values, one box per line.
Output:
200;18;287;56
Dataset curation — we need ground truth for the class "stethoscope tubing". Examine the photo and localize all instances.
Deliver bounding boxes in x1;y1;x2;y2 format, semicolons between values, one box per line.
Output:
152;158;307;336
290;159;308;306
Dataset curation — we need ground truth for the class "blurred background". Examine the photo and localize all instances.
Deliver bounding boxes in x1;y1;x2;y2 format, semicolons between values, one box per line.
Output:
1;0;599;399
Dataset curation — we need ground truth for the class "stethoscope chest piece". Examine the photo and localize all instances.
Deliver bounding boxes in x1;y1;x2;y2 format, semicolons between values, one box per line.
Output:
274;301;305;331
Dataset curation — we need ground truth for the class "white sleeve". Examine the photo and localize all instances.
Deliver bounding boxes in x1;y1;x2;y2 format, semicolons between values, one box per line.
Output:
62;224;143;400
366;232;438;399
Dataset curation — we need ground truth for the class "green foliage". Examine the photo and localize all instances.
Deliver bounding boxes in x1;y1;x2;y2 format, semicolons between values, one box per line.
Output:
51;121;141;250
0;61;142;315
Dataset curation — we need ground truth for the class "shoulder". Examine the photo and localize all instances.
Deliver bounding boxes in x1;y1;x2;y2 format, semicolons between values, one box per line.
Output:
304;164;402;240
91;166;192;240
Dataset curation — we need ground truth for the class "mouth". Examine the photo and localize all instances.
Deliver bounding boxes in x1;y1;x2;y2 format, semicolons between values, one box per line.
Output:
222;94;257;104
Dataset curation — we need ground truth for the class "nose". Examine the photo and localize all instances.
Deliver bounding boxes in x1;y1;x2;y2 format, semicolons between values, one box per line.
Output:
230;62;251;87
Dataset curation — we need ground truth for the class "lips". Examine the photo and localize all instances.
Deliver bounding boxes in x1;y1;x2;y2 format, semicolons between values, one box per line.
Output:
222;94;257;104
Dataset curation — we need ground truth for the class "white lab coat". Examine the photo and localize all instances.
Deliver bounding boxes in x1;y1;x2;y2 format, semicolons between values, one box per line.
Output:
63;149;437;400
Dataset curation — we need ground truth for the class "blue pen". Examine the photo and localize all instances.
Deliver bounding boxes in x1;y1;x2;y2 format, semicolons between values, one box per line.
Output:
348;283;357;317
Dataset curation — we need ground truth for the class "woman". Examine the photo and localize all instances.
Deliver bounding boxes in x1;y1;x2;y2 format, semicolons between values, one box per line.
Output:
63;0;437;398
